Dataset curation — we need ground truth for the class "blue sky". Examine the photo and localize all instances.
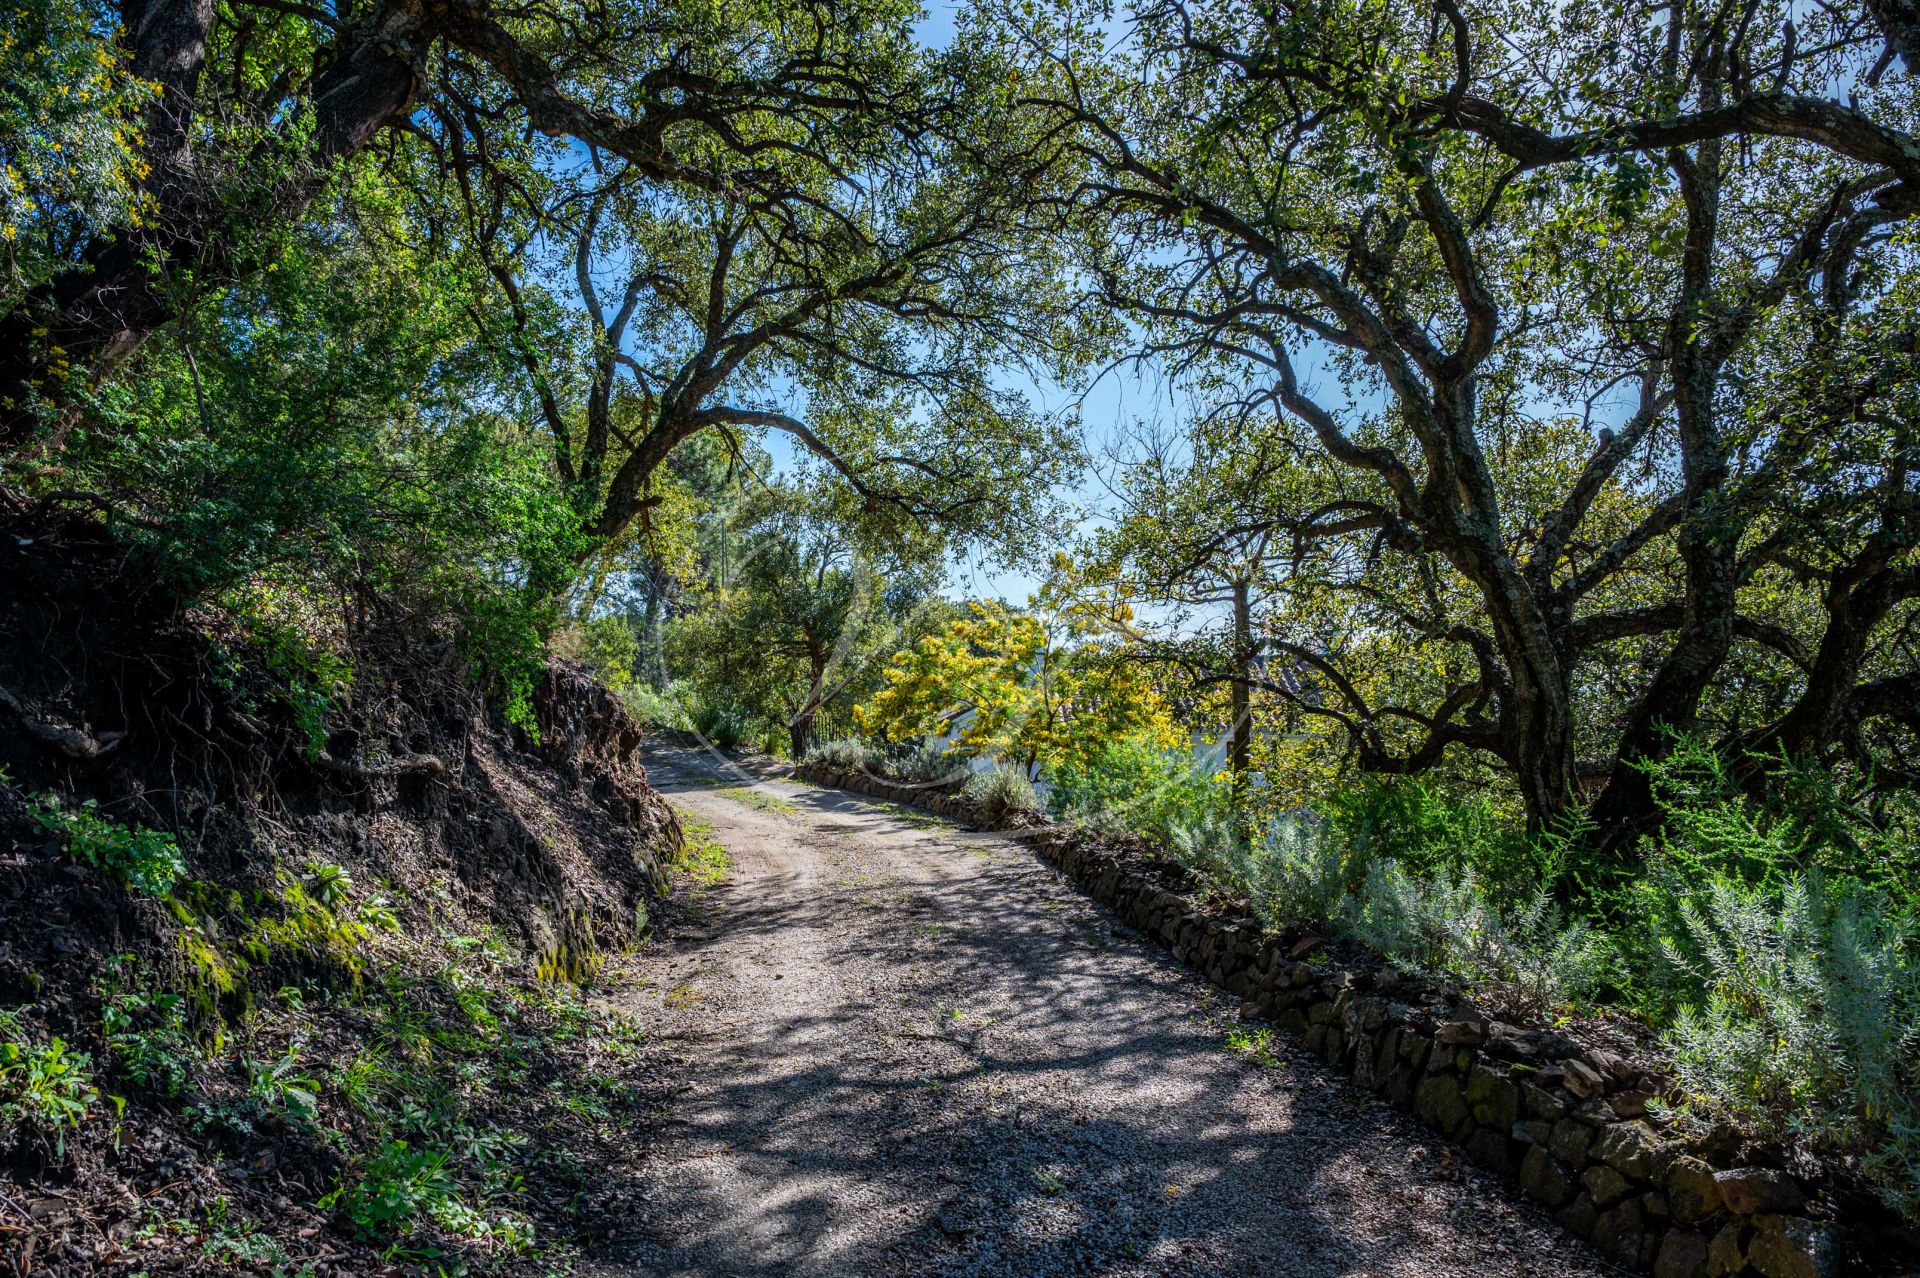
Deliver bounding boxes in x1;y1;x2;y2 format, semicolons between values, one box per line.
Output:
752;3;1182;606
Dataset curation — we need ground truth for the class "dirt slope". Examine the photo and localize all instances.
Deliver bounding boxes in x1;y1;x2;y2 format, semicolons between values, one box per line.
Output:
598;743;1613;1278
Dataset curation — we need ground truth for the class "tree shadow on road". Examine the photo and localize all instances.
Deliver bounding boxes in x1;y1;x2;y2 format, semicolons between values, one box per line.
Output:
596;747;1606;1278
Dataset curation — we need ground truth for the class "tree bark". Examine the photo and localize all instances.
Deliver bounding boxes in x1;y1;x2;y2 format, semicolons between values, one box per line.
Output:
0;0;430;448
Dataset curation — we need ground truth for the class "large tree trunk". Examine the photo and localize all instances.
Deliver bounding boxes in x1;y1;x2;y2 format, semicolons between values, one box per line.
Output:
1585;145;1735;859
788;657;829;758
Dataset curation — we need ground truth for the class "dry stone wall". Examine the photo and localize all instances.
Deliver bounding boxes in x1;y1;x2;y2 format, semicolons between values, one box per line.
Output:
794;760;1912;1278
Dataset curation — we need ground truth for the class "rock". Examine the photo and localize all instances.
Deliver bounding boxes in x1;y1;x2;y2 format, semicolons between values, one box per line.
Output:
1746;1215;1841;1278
1665;1155;1724;1224
1414;1072;1470;1137
1656;1231;1712;1278
1520;1144;1573;1208
1485;1021;1537;1059
1572;1097;1619;1126
1524;1081;1570;1120
1289;935;1322;958
1308;1000;1335;1025
1342;994;1386;1034
1612;1089;1653;1118
1707;1222;1747;1276
1557;1190;1599;1235
1583;1163;1632;1208
1563;1058;1607;1098
1371;1029;1401;1084
1350;1038;1375;1088
1589;1048;1632;1080
1548;1117;1594;1165
1435;1018;1487;1046
1591;1197;1646;1267
1380;1059;1417;1107
1593;1120;1667;1179
1713;1169;1804;1216
1464;1126;1514;1175
1465;1064;1520;1130
1513;1119;1552;1146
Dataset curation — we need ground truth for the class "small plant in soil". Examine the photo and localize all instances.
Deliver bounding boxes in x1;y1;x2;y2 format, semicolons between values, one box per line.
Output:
29;794;185;896
0;1009;109;1154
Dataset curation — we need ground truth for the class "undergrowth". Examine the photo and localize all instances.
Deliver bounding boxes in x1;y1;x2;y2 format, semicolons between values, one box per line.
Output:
0;770;694;1270
1054;740;1920;1217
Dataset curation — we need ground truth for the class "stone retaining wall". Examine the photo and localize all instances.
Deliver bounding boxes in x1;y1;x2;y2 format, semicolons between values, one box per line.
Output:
794;760;1905;1278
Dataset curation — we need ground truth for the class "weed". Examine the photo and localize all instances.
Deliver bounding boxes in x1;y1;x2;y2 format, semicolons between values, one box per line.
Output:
0;1028;106;1153
671;811;732;886
97;960;194;1097
965;764;1041;825
198;1198;291;1268
246;1046;320;1127
719;785;799;814
1225;1025;1286;1069
30;796;185;895
323;1138;534;1256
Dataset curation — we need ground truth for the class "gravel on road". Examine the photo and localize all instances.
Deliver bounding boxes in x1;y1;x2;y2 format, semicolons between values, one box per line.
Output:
590;743;1615;1278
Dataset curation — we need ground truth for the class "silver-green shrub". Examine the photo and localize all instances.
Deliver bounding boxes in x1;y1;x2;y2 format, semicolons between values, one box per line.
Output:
966;764;1041;825
807;738;878;771
1647;870;1919;1214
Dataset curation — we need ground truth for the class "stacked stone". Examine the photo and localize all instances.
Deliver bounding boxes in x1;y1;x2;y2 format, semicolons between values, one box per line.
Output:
799;765;972;817
792;762;1871;1278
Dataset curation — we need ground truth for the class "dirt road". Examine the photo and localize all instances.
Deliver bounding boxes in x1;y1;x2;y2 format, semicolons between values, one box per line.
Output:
596;744;1611;1277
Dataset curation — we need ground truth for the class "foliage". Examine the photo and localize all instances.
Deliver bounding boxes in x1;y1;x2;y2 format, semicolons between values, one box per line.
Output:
97;958;194;1098
1091;729;1920;1211
964;764;1042;825
0;1011;106;1152
1633;873;1918;1208
621;681;695;732
324;1138;535;1255
552;615;642;694
857;567;1182;775
662;479;945;755
881;744;972;787
30;795;185;896
690;701;759;752
808;738;882;772
1011;0;1920;860
1050;739;1230;849
0;0;152;306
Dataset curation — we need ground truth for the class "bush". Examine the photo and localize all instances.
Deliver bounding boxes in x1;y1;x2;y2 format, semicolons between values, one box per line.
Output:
690;701;757;751
808;738;879;771
551;615;641;693
1237;816;1351;931
1345;861;1612;1013
1049;739;1230;847
622;681;694;731
882;744;971;787
30;796;185;896
1624;867;1920;1214
1322;776;1545;900
966;764;1041;826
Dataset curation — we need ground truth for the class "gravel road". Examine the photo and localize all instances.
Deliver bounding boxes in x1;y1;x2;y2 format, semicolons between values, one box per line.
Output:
595;743;1613;1278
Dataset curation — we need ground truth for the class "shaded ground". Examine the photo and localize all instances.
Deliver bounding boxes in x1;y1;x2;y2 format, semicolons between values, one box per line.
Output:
593;743;1615;1278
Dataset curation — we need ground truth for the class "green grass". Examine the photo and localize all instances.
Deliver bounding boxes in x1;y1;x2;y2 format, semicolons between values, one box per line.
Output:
669;809;733;887
717;785;800;814
1224;1025;1288;1069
